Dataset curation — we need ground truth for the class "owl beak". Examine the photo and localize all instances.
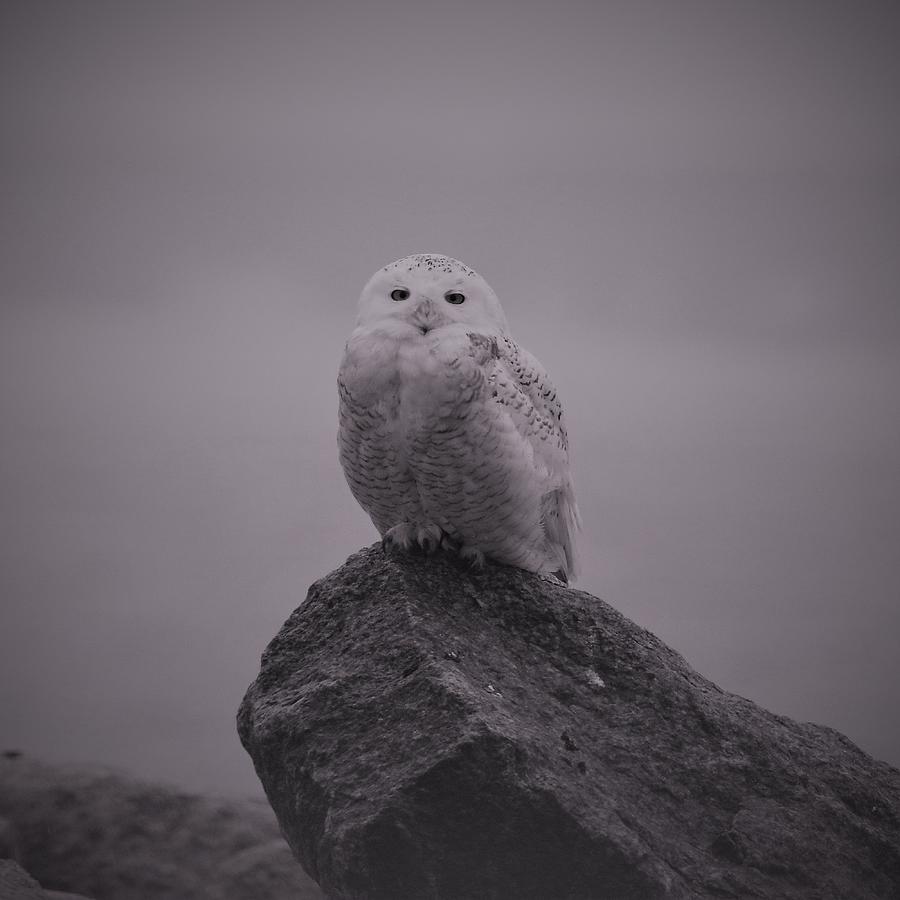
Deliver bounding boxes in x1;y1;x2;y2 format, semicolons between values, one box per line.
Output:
411;298;442;334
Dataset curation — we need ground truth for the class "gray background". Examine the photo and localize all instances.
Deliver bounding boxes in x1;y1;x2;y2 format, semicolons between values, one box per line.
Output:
2;1;898;796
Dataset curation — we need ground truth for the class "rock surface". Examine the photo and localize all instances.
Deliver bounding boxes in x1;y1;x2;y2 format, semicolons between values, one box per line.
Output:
239;544;900;900
0;858;92;900
0;756;323;900
0;860;52;900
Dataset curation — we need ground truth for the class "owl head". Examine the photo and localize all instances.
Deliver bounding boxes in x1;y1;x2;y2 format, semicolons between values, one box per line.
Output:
355;254;509;336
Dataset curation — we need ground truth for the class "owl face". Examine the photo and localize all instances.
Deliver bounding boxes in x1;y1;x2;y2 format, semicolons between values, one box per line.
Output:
356;254;509;336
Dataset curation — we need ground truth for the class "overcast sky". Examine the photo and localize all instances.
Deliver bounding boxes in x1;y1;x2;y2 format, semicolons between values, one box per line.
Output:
1;0;898;795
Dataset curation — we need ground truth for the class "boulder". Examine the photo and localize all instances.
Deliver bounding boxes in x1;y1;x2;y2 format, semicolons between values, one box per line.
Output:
0;813;19;860
0;756;323;900
0;860;49;900
238;544;900;899
0;858;93;900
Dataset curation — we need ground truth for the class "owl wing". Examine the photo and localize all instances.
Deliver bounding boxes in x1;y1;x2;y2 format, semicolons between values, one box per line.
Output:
477;334;582;579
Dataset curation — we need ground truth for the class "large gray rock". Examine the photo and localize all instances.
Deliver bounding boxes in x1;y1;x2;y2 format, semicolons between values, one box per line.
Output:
0;813;19;860
238;544;900;899
0;859;51;900
0;858;93;899
0;756;323;900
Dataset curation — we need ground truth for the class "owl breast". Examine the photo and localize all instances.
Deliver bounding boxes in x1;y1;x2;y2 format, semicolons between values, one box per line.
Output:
338;326;560;572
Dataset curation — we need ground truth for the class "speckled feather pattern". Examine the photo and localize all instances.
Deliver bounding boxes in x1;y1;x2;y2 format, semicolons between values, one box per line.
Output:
383;253;479;279
338;254;580;579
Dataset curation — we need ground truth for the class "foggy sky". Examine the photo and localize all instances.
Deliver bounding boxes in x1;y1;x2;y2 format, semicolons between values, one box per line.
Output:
1;1;899;795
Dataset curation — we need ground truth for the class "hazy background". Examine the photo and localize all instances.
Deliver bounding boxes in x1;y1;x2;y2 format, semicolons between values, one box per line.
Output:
2;1;898;796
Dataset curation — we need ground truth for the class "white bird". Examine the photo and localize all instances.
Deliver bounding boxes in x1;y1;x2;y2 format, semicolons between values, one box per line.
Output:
337;253;581;581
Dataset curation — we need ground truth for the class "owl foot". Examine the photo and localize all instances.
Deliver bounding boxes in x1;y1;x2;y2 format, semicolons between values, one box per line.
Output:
416;523;445;555
382;523;447;556
458;544;486;569
467;332;502;364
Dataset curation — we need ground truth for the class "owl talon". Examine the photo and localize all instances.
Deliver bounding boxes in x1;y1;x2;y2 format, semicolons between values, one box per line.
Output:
458;544;486;569
383;523;447;556
416;524;444;555
382;524;416;554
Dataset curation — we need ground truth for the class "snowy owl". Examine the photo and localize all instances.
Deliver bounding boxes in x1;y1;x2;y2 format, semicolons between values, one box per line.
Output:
337;253;581;581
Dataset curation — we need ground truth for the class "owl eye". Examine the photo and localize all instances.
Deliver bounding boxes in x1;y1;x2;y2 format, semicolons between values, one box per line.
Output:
444;291;466;305
390;288;410;302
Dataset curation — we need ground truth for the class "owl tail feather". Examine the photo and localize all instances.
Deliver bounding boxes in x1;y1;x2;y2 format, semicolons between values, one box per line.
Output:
541;483;582;582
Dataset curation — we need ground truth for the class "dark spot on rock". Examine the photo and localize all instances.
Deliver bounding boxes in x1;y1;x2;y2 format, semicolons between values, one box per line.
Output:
710;830;746;864
551;684;576;705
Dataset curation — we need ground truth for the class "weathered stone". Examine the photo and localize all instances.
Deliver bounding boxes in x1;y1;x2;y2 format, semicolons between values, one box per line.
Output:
0;814;19;860
238;544;900;899
0;860;47;900
0;756;323;900
43;892;95;900
0;859;92;900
